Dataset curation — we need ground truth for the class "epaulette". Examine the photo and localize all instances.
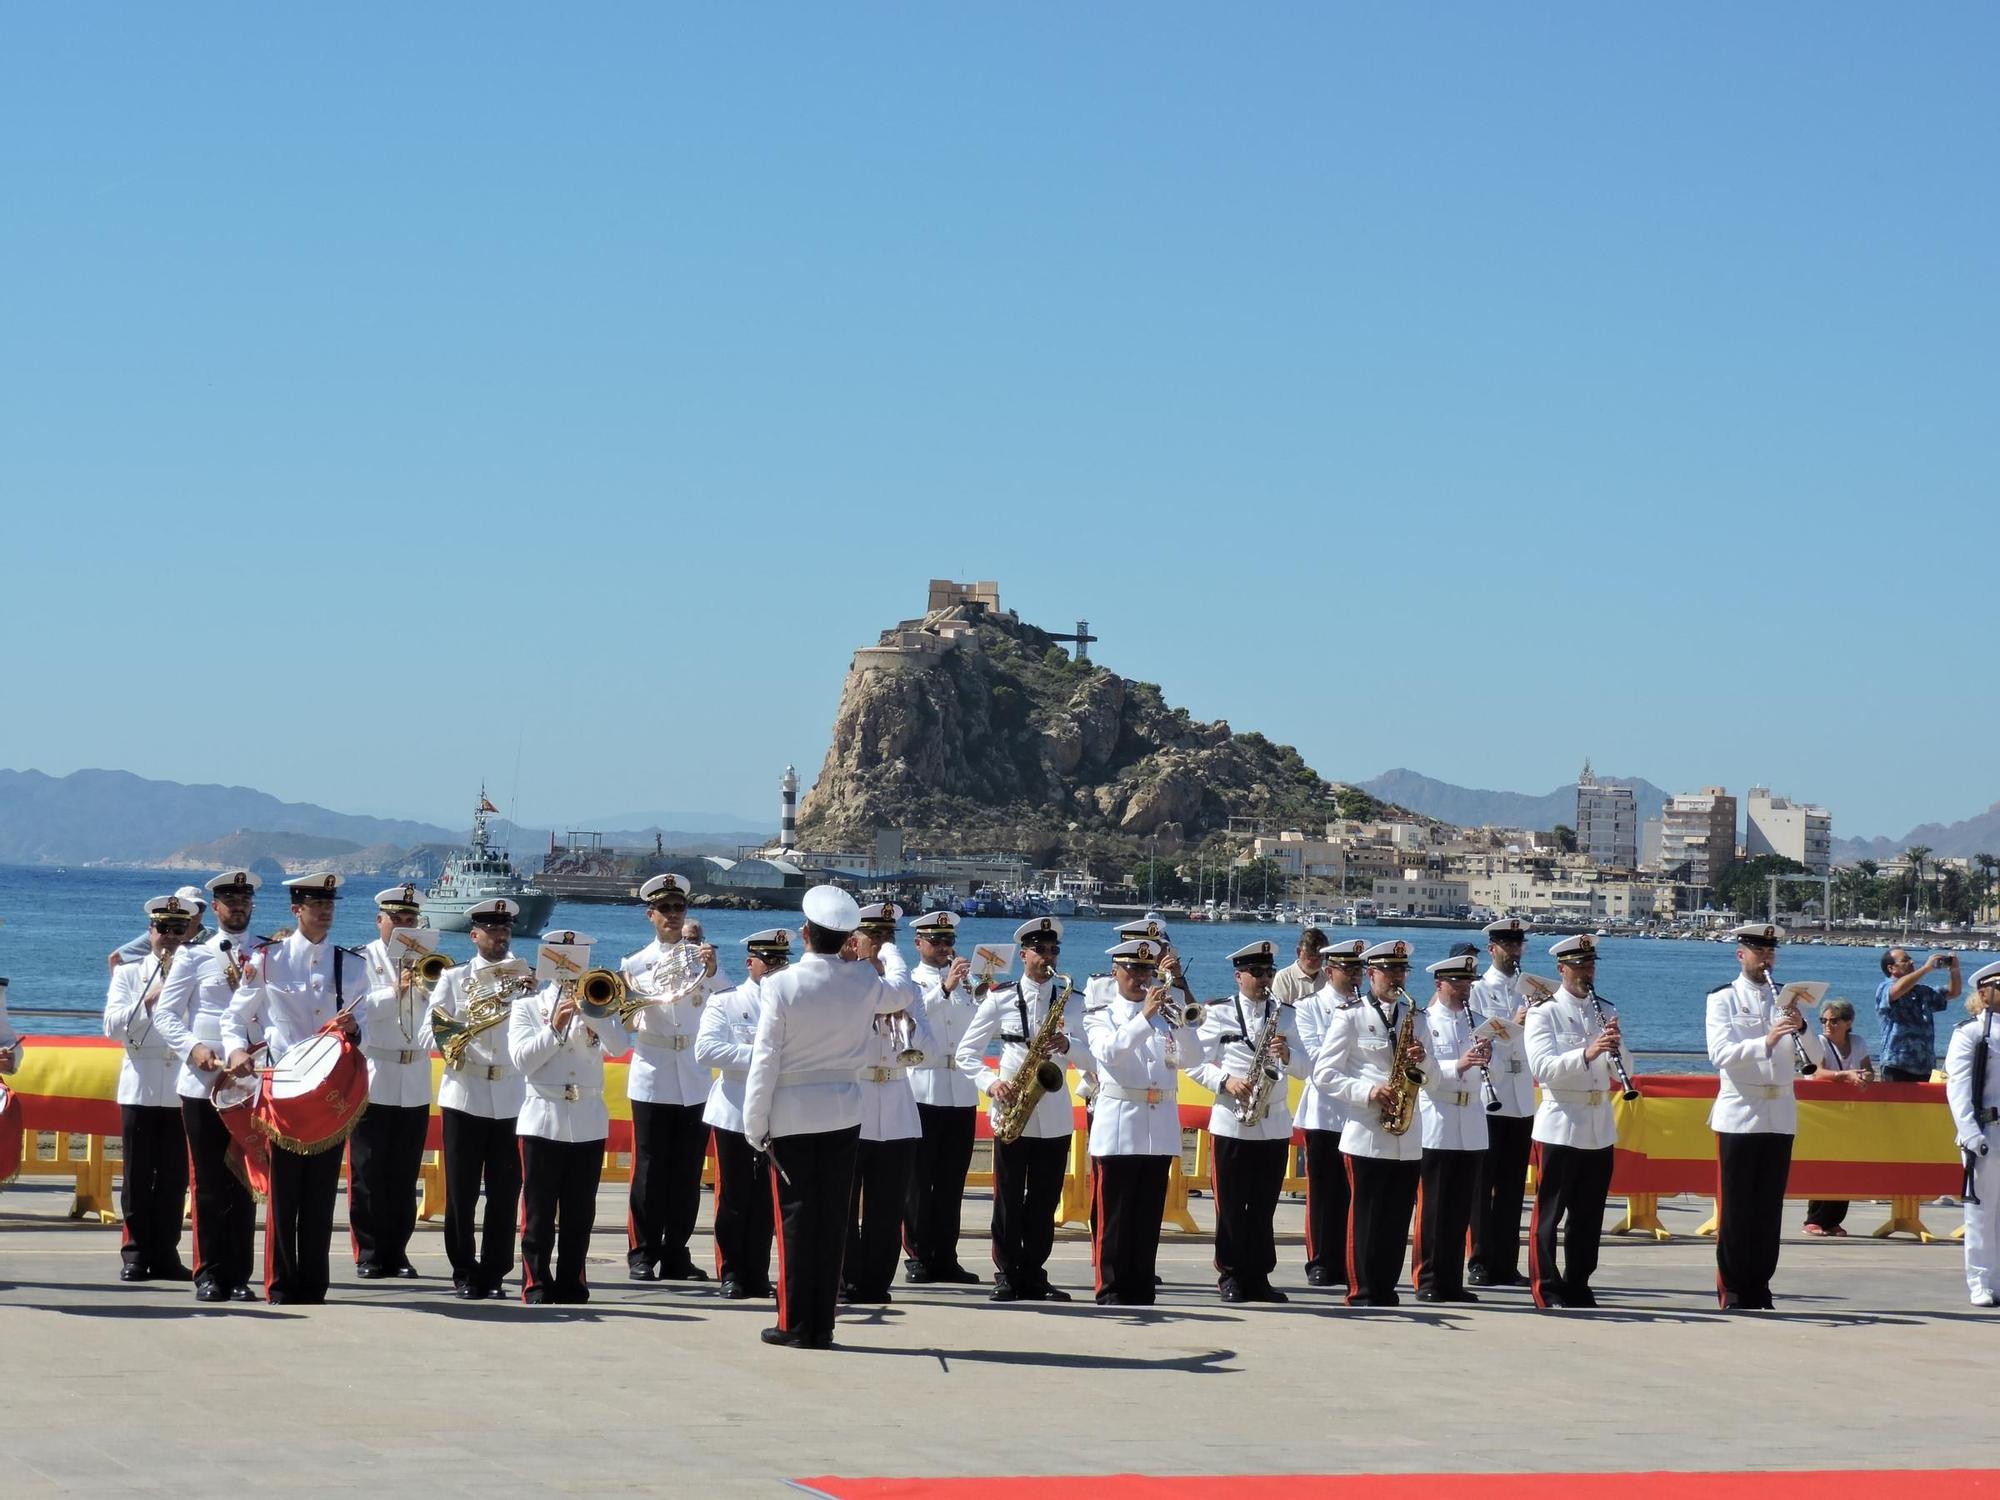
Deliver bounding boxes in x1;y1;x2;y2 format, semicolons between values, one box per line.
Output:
1089;972;1108;981
1708;982;1734;997
1335;995;1361;1009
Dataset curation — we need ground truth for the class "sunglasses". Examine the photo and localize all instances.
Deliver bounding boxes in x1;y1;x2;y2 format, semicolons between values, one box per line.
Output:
1239;964;1276;978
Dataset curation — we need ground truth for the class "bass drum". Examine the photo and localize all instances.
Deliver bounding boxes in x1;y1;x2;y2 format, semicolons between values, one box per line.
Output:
212;1072;272;1200
254;1031;369;1156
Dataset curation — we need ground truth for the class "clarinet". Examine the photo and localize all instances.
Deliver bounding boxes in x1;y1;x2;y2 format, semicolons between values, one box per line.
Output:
1586;987;1640;1101
1472;990;1502;1114
1774;980;1817;1077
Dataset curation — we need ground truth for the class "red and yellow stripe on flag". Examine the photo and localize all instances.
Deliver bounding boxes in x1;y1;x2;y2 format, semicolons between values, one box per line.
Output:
793;1471;1999;1500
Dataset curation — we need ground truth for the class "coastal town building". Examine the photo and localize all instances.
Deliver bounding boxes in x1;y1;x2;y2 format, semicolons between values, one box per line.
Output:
1744;786;1832;875
1659;786;1738;888
1575;761;1638;869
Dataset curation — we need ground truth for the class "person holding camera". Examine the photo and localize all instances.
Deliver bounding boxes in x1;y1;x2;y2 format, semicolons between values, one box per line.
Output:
1876;948;1961;1083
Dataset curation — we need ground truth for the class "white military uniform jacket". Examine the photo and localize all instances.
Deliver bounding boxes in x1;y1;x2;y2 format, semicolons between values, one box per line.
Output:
509;982;629;1143
1084;995;1194;1157
1525;987;1632;1151
104;955;181;1107
1190;992;1305;1142
358;938;436;1109
697;976;764;1134
1706;973;1826;1135
1946;1012;1998;1153
1310;993;1440;1162
155;928;258;1101
957;973;1082;1142
431;954;528;1120
855;942;930;1142
619;938;717;1107
1468;966;1537;1117
1293;985;1358;1134
1419;1001;1491;1152
910;959;982;1107
742;952;911;1149
223;931;371;1064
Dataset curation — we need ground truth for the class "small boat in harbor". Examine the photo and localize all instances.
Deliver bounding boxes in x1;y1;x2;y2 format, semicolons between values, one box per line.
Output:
421;789;556;935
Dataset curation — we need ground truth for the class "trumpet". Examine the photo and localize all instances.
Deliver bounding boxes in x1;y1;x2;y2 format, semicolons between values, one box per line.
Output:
1152;993;1205;1028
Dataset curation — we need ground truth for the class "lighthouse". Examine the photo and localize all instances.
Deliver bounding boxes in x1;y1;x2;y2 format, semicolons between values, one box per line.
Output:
780;765;798;851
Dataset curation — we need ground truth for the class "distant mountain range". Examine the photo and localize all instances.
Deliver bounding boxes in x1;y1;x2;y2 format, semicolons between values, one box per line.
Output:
1358;768;1673;833
1831;804;2000;865
0;769;767;869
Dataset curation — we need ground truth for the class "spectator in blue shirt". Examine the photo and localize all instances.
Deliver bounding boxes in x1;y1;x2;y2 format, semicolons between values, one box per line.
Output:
1875;948;1961;1082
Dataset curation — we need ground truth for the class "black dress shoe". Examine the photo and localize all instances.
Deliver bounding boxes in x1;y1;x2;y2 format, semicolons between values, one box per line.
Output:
1028;1286;1070;1303
355;1264;387;1280
484;1284;509;1300
228;1285;259;1303
1096;1292;1126;1306
904;1262;936;1284
1219;1282;1249;1304
1443;1290;1480;1303
717;1278;742;1300
1504;1271;1532;1288
1152;1274;1163;1286
761;1325;806;1347
522;1289;551;1305
152;1263;195;1283
194;1281;229;1303
120;1264;149;1283
454;1283;481;1300
1465;1266;1494;1287
1565;1289;1598;1309
661;1263;709;1282
940;1265;982;1285
745;1282;775;1298
1540;1292;1571;1310
988;1284;1020;1302
1305;1266;1333;1287
628;1263;660;1282
394;1264;420;1280
1251;1286;1289;1304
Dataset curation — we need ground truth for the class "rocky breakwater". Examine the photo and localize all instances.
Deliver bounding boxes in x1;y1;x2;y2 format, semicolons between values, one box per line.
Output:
795;600;1342;866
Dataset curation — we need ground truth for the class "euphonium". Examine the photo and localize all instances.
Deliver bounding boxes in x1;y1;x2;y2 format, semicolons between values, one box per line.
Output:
1380;988;1425;1137
993;974;1073;1145
433;958;530;1069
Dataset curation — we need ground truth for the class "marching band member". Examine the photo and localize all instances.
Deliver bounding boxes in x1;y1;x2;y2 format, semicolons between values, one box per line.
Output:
1466;917;1537;1288
103;895;194;1282
1085;939;1196;1305
842;903;933;1303
432;897;528;1299
1707;921;1824;1311
1524;934;1632;1310
1190;939;1304;1303
742;886;911;1349
509;929;628;1304
348;883;434;1280
109;886;209;970
1295;939;1363;1287
902;909;982;1286
1311;938;1435;1307
697;929;786;1298
618;874;719;1283
1412;948;1491;1303
957;915;1082;1303
1947;963;2000;1308
154;869;264;1302
223;873;367;1306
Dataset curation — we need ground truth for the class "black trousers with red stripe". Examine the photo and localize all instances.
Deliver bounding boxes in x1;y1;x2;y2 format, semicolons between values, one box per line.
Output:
119;1104;188;1273
1301;1128;1350;1284
844;1136;916;1300
903;1103;976;1273
627;1100;708;1275
520;1135;603;1303
1531;1141;1615;1306
1344;1152;1421;1306
710;1126;774;1288
180;1096;255;1292
1093;1154;1170;1304
990;1135;1069;1293
347;1102;428;1273
1716;1131;1794;1308
441;1107;521;1292
1413;1147;1480;1297
1469;1112;1533;1282
265;1142;344;1304
1210;1135;1289;1293
770;1126;861;1347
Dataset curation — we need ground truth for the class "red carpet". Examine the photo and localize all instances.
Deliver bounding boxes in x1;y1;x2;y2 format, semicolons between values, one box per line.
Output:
793;1473;1997;1499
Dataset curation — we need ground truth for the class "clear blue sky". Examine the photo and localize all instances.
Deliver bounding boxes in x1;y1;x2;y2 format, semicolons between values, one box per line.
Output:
5;4;1994;842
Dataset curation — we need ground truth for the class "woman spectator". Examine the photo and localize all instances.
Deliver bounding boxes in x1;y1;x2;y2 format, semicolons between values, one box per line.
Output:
1804;998;1874;1237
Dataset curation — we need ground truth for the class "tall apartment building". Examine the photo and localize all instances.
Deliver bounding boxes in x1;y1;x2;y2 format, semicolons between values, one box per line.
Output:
1744;786;1832;875
1575;760;1638;869
1660;786;1739;888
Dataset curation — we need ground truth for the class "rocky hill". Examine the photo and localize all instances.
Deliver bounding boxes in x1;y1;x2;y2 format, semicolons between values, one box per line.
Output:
795;600;1352;866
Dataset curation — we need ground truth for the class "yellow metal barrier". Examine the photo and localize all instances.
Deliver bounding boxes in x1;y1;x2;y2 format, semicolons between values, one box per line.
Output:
10;1129;117;1222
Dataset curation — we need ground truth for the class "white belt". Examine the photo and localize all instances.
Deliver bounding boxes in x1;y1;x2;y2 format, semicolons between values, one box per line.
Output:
1549;1088;1607;1107
1755;1085;1781;1101
531;1081;603;1102
127;1046;177;1062
380;1049;421;1065
862;1066;907;1084
778;1070;856;1087
1098;1082;1167;1105
916;1057;959;1072
1440;1090;1471;1107
633;1033;692;1053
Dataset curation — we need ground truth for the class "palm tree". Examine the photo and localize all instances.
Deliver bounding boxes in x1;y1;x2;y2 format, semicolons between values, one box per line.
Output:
1975;852;1999;923
1905;845;1932;913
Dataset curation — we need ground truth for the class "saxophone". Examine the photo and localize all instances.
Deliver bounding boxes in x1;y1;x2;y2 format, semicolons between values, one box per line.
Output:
1380;989;1425;1137
1233;1000;1287;1126
993;974;1073;1145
